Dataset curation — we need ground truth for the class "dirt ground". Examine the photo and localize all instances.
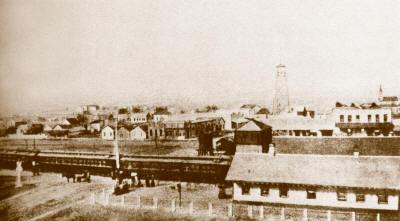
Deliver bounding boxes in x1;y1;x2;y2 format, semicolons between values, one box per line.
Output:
0;169;232;221
0;169;112;221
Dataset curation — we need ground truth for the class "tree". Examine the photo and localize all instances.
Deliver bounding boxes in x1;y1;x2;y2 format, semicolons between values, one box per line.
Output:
76;114;88;125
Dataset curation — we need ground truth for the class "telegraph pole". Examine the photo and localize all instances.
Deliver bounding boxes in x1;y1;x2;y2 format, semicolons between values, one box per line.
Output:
114;118;120;170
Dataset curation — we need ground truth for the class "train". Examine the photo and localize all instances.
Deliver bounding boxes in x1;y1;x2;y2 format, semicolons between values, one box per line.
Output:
0;149;232;185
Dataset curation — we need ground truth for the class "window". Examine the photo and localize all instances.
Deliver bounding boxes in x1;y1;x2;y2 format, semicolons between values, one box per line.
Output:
368;115;372;122
261;185;269;196
103;132;106;137
340;115;344;123
337;191;347;201
348;115;352;123
241;184;250;195
356;193;365;202
356;115;360;121
279;186;288;198
377;194;388;204
307;190;316;199
384;114;388;122
109;132;112;136
376;114;380;123
160;129;163;136
150;130;153;136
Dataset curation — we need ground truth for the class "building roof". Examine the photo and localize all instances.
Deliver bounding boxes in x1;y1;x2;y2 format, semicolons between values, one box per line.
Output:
66;118;80;125
226;153;400;191
237;119;271;132
382;96;399;102
256;108;270;115
240;104;259;109
262;116;334;131
90;120;101;124
237;120;262;131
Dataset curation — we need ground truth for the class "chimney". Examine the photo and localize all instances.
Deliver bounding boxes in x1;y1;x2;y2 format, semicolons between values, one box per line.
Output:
353;151;359;158
268;143;275;156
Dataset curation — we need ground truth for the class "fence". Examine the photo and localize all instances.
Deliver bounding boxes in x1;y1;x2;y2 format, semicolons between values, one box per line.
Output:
85;190;395;221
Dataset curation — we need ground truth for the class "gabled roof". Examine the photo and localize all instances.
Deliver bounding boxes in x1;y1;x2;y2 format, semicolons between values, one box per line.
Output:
226;153;400;191
67;118;79;125
237;119;271;132
101;125;115;130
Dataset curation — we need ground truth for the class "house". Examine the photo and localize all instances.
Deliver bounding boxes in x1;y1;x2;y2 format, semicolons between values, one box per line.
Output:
234;119;272;153
43;125;53;133
238;104;262;118
60;119;71;126
333;102;393;136
117;126;131;140
26;124;44;135
16;123;28;135
226;153;400;212
129;112;149;124
153;109;171;122
148;122;165;140
66;118;80;126
51;124;69;137
101;126;114;140
89;120;101;132
130;126;147;140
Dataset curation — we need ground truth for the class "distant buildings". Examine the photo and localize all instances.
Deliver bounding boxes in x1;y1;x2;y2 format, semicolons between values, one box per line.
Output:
227;153;400;212
333;102;393;136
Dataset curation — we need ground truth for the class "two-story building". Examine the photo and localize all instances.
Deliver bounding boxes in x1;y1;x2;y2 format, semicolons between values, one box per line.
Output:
184;117;225;139
164;121;186;140
226;153;400;213
333;102;393;136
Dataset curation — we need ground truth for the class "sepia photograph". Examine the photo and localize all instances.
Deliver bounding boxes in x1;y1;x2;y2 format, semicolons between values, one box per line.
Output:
0;0;400;220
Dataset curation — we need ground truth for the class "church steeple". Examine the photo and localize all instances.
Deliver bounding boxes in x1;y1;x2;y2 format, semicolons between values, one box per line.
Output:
378;84;383;102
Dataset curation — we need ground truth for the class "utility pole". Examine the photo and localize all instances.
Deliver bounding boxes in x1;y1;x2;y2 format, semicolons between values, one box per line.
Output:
155;125;158;149
114;118;120;170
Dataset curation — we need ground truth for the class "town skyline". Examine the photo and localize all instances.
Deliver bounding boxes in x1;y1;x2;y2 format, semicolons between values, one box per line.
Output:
1;0;400;115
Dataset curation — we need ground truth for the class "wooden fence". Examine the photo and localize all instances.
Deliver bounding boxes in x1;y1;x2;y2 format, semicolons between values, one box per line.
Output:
85;189;396;221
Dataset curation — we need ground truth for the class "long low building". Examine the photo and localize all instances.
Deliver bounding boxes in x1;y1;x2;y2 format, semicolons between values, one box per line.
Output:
226;153;400;212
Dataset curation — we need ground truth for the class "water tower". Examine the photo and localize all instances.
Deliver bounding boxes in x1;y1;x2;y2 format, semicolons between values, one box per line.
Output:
272;64;290;115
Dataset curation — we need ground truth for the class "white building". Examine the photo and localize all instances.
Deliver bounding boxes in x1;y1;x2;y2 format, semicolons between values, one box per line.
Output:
129;126;147;140
153;112;170;122
129;112;148;124
333;102;393;136
238;104;261;118
226;153;400;212
101;126;114;140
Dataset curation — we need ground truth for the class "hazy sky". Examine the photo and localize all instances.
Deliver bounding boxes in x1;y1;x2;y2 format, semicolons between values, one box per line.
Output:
1;0;400;115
